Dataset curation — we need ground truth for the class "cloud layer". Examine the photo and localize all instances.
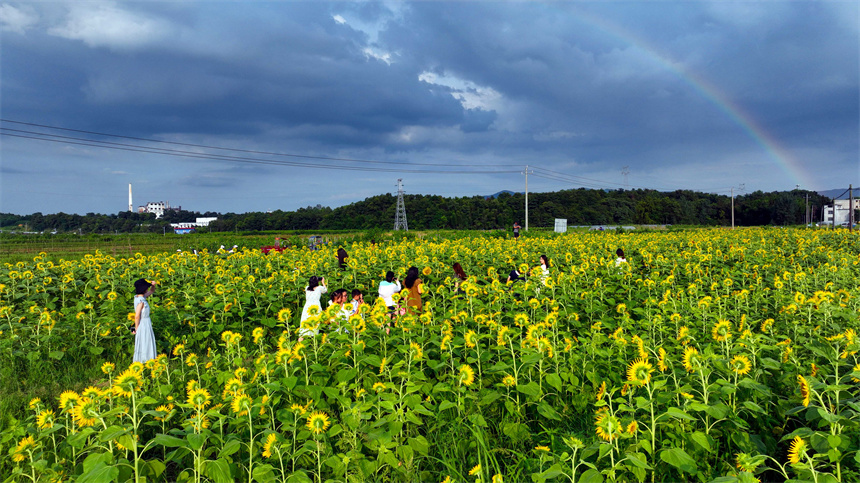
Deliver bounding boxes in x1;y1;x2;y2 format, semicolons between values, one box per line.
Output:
1;1;857;215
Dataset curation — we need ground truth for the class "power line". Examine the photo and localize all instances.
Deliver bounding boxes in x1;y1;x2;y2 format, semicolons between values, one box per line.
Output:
0;118;522;168
3;118;730;193
0;129;520;175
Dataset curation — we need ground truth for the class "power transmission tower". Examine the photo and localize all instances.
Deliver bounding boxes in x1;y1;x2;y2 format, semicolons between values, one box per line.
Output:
394;178;408;231
621;166;630;189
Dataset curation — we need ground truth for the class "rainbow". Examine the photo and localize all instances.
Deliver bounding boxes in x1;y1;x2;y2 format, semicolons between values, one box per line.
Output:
558;5;815;189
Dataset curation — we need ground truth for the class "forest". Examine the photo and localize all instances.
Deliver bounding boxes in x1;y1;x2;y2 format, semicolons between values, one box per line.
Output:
0;188;839;233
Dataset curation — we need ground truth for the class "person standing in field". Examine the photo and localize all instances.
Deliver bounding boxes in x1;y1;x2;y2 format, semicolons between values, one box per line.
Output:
299;276;327;338
513;222;521;241
453;262;467;292
133;279;158;363
378;271;402;316
538;255;550;284
404;266;423;314
615;248;628;267
337;247;349;270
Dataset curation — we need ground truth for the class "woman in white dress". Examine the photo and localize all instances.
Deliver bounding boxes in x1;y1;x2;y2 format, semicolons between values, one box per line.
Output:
133;278;157;363
299;276;327;338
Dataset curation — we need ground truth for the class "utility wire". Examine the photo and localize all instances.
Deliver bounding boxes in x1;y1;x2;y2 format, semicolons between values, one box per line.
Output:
3;118;731;193
0;129;520;175
0;118;522;168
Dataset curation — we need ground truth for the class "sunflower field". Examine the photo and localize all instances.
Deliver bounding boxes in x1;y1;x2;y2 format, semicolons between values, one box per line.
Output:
1;228;859;483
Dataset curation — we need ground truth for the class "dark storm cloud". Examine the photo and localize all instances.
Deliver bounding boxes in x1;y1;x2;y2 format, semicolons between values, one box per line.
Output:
0;1;856;215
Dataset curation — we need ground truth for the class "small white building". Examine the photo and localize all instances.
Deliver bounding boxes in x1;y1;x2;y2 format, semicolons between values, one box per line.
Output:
138;201;174;219
170;217;217;231
822;199;860;225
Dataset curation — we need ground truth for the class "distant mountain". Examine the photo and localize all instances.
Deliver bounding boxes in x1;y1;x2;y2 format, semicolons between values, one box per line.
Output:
485;190;520;199
818;188;858;199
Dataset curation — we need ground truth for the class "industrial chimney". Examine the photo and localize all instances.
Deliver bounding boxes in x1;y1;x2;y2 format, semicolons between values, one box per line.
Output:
129;183;133;212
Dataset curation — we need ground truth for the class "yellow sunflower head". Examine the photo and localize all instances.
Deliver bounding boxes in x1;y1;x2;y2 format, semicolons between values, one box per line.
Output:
458;364;475;387
626;359;653;385
788;436;807;464
306;411;331;435
731;355;752;376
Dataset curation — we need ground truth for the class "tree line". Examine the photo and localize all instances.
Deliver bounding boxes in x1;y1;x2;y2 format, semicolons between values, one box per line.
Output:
0;188;836;234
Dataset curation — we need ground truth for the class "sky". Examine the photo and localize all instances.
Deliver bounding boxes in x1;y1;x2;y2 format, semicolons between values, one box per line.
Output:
1;1;858;215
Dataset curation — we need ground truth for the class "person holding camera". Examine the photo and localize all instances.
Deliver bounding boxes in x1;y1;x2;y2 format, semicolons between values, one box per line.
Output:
299;275;328;338
132;278;157;363
378;271;402;315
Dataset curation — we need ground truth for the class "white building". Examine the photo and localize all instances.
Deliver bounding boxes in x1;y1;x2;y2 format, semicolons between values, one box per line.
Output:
138;201;180;219
170;217;217;230
822;199;860;225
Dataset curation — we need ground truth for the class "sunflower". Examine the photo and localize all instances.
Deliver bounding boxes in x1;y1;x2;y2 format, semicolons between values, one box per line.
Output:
253;327;265;344
497;326;510;347
852;363;860;383
231;392;253;417
788;436;807;464
464;330;477;348
58;390;81;413
626;420;638;435
492;474;503;483
113;369;142;398
81;386;103;399
459;364;475;387
712;320;732;342
534;445;550;452
469;464;482;476
677;326;690;344
735;453;760;472
101;362;115;375
595;381;606;401
306;411;331;435
682;346;699;373
12;435;36;463
760;319;774;333
72;397;100;428
409;341;423;360
422;266;432;276
798;375;810;407
595;411;621;442
502;375;516;387
626;359;653;385
186;388;212;409
657;348;668;372
277;308;292;323
513;313;529;327
155;404;174;422
36;410;55;429
379;357;387;375
262;433;278;458
28;398;42;411
731;355;752;376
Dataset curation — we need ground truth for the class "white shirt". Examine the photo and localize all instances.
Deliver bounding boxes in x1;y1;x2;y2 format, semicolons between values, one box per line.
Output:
378;280;402;307
300;285;328;322
615;257;628;267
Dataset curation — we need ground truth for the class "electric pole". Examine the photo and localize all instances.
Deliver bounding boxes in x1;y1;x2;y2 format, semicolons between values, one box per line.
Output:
522;164;533;231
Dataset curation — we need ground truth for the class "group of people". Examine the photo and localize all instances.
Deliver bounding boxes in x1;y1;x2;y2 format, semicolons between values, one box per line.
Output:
131;246;628;362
